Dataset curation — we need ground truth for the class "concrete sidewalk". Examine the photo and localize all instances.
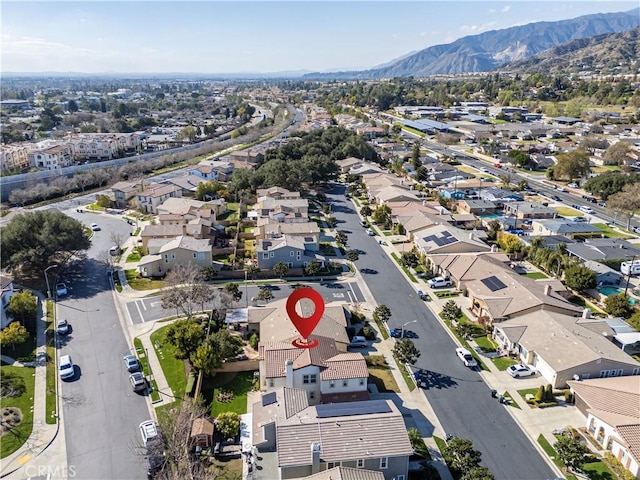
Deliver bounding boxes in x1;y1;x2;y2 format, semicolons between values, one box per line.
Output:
1;294;66;480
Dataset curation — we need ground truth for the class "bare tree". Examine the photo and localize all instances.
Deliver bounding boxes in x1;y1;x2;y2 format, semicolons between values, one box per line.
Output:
110;231;126;249
160;263;205;319
74;173;95;193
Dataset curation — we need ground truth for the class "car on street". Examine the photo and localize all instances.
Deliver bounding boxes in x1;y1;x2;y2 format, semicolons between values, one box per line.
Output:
567;183;578;188
598;202;607;207
507;363;536;378
360;220;368;227
456;348;478;368
634;227;640;234
59;354;75;380
56;319;70;335
480;167;489;173
427;277;453;289
55;283;68;297
572;216;588;223
366;228;374;236
124;354;141;372
556;187;566;192
417;290;429;301
129;372;147;392
493;163;502;168
140;420;162;447
579;206;594;215
90;223;101;231
551;195;562;202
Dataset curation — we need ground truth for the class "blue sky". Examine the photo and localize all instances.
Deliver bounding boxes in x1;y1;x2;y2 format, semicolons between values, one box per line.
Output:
1;1;637;73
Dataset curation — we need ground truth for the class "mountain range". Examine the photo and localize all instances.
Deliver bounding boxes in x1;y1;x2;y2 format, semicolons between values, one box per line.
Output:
302;8;640;80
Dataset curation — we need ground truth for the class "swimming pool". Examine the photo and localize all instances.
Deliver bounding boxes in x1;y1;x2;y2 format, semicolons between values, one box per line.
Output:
597;287;637;305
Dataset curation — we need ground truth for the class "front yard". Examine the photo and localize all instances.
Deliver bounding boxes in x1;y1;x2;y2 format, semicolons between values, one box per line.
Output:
125;269;166;290
150;326;187;402
366;355;400;393
0;366;36;458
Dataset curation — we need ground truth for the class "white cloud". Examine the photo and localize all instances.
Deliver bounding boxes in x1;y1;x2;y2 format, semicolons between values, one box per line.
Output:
489;5;511;14
458;22;498;34
1;34;94;57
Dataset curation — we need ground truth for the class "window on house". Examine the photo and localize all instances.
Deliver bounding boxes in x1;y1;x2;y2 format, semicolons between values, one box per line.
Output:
327;462;340;469
268;378;274;387
342;380;348;387
356;459;364;468
198;252;205;260
329;380;335;388
193;253;197;258
310;374;317;383
397;475;405;480
359;378;365;386
309;391;315;400
262;253;269;259
303;375;310;384
269;252;274;258
290;251;294;256
171;254;176;259
379;457;388;469
633;368;639;375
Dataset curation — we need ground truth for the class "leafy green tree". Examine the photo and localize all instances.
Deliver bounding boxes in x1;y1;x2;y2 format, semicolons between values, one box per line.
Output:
407;428;422;448
164;319;204;360
256;286;274;303
272;262;289;279
372;204;391;225
461;466;495;480
96;194;112;209
604;141;634;166
373;305;391;324
411;142;421;169
224;283;243;302
498;233;524;255
195;180;224;201
304;261;322;276
346;250;359;262
177;125;197;142
0;322;29;351
249;333;259;350
604;293;633;319
216;412;240;439
190;343;218;376
245;264;260;280
627;311;640;331
210;328;244;360
360;205;372;217
507;149;530;167
583;171;640;200
607;183;640;230
325;217;338;228
1;211;91;276
555;435;588;473
67;99;79;113
335;231;348;246
554;150;591;181
563;265;596;292
443;437;483;476
487;220;501;241
8;291;37;325
392;338;421;365
400;251;419;268
441;300;462;322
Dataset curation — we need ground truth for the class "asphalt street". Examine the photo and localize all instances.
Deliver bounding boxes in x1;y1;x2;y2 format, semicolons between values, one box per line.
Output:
325;184;556;480
125;281;364;324
55;209;150;480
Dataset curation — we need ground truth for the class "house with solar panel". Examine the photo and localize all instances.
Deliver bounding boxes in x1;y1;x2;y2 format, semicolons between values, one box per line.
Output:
413;224;491;256
251;388;413;480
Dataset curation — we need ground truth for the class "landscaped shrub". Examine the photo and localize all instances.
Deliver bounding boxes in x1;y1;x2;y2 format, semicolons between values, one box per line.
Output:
217;390;234;403
0;371;26;398
249;333;259;350
564;390;573;403
545;384;554;402
365;355;387;367
362;326;375;340
535;385;545;402
604;452;637;480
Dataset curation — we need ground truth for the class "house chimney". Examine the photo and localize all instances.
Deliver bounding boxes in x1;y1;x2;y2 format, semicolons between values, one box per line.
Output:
544;284;551;296
310;443;321;474
469;232;474;240
582;308;591;319
285;360;293;388
491;245;497;253
182;224;187;236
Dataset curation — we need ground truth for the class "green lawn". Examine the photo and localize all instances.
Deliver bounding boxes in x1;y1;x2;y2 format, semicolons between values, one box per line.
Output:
0;366;35;458
150;326;187;401
125;270;166;290
502;391;520;409
492;356;518;371
536;434;578;480
474;335;497;353
524;271;548;279
390;253;418;283
45;346;57;424
126;252;141;262
367;356;400;393
439;314;488;371
582;457;616;480
394;356;416;392
592;223;634;239
202;371;257;417
555;206;581;217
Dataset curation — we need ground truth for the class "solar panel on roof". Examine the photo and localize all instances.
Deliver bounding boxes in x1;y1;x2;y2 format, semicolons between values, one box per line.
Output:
315;399;391;418
262;391;277;407
481;276;507;292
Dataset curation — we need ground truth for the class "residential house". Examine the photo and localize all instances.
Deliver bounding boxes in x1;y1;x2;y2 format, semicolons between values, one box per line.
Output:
111;180;143;209
531;219;603;239
249;299;350;348
335;157;363;174
136;184;182;214
256;234;324;270
160;174;203;197
0;145;30;172
480;188;523;204
503;202;557;220
229;149;264;166
256;187;301;201
493;309;640;388
428;251;510;287
189;159;234;181
568;377;640;479
253;198;309;226
565;238;640;263
254;221;320;241
386;201;440;220
136;235;212;277
251;389;412;480
1;274;17;329
440;189;466;200
350;163;385;177
259;336;369;405
356;126;385;139
373;185;419;205
457;199;496;215
584;260;624;287
413;224;491;256
28;144;74;170
157;197;227;222
303;466;384;480
520;235;575;250
139;223;208;249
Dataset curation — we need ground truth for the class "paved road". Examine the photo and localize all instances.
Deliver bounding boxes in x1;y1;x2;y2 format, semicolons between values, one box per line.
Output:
325;184;555;480
124;281;364;324
56;209;150;480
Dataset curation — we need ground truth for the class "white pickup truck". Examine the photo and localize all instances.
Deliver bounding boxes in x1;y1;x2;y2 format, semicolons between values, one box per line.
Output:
427;277;453;289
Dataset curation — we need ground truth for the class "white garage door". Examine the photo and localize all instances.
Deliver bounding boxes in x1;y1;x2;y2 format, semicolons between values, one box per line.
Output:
533;355;556;386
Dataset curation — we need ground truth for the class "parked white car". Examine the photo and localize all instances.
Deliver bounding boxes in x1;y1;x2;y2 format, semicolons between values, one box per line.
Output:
427;277;453;289
507;364;536;378
59;355;75;380
456;348;477;368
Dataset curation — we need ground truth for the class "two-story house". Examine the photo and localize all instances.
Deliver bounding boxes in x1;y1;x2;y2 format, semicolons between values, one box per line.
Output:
28;144;74;170
136;235;212;277
136;184;182;214
251;388;412;480
256;234;323;270
256;187;301;200
111;180;143;209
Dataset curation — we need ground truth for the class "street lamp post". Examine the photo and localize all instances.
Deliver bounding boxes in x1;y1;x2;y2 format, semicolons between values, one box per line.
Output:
44;264;59;299
245;270;249;308
401;320;418;339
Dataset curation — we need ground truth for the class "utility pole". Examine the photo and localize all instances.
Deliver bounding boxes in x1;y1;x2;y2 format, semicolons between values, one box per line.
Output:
624;255;636;297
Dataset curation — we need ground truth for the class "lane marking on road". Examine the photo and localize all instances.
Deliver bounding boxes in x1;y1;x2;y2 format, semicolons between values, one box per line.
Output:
135;301;144;323
332;293;345;298
139;299;147;311
349;282;360;303
346;291;354;303
149;301;161;308
17;454;31;465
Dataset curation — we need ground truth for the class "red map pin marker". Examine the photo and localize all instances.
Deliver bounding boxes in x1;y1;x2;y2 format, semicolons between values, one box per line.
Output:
286;287;325;349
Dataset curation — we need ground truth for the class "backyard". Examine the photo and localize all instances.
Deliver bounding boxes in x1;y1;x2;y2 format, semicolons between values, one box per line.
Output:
201;371;257;417
0;366;36;458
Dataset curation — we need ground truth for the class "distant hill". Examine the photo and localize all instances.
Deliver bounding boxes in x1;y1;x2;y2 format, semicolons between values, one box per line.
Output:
499;27;640;74
302;8;640;80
